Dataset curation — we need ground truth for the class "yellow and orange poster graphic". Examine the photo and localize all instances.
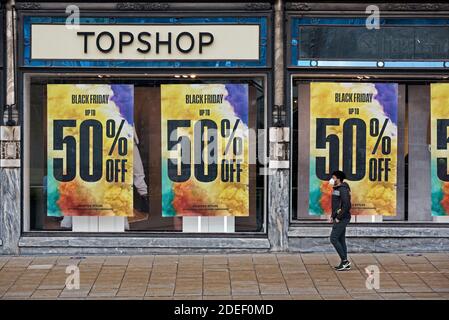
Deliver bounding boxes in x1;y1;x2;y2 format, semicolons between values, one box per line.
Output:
431;83;449;216
47;84;134;217
161;84;249;217
309;82;398;216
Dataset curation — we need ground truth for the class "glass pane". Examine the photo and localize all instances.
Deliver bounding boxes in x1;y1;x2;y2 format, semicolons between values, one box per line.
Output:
293;79;404;222
298;25;449;60
293;78;449;223
26;76;266;232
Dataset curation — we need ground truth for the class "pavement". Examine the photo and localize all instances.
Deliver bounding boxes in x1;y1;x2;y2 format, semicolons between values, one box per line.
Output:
0;253;449;300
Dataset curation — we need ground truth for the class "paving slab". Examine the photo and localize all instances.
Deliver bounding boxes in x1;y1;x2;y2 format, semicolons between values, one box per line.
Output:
1;253;448;300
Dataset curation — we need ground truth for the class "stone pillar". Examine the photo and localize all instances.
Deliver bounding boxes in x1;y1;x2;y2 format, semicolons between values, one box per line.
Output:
268;0;289;251
0;0;20;254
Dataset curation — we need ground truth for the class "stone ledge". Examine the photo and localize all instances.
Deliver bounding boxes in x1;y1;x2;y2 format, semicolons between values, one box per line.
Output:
288;226;449;238
288;237;449;253
16;2;273;11
18;236;271;250
285;2;449;12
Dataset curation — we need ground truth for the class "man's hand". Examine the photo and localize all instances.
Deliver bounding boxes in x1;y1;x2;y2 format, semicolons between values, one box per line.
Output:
328;216;334;223
335;209;341;223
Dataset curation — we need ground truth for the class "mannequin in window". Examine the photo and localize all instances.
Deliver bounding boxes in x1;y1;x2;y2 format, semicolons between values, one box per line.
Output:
126;128;150;229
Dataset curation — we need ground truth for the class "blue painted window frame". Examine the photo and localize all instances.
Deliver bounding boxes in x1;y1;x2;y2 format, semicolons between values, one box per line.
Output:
23;16;268;68
290;17;449;69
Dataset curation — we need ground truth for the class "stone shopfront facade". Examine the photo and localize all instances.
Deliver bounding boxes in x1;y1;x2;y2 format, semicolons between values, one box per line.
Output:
0;1;449;255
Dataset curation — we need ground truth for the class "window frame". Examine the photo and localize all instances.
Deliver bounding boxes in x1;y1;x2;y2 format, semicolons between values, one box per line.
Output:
289;71;449;226
21;71;271;237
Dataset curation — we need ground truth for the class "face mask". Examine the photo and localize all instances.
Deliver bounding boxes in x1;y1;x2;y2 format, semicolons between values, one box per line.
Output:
329;178;335;186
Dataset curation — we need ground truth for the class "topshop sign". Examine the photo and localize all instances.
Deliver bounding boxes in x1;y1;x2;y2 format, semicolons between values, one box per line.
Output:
30;24;260;61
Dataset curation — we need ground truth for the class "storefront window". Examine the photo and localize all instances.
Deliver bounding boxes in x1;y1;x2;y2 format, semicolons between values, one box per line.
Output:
24;75;266;232
292;78;449;223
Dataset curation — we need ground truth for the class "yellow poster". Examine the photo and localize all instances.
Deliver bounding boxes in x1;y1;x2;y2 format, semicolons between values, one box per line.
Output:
431;83;449;216
161;84;249;217
309;82;398;216
47;84;134;217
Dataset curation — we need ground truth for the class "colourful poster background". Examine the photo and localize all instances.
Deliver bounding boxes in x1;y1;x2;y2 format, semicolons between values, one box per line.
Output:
161;84;249;217
47;84;134;217
309;82;398;216
431;83;449;216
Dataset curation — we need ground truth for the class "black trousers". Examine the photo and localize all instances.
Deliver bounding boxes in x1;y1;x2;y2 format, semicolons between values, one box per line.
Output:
330;218;350;261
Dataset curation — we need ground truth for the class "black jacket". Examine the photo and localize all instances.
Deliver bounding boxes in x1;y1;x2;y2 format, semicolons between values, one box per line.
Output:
331;182;351;220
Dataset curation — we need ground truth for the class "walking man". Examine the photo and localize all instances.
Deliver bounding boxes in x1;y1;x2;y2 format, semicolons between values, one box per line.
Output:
329;170;352;271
